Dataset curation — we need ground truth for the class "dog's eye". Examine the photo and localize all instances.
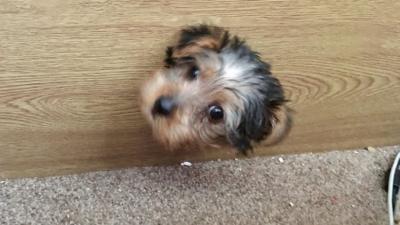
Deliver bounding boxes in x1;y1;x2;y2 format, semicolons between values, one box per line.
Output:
187;66;200;80
208;105;224;121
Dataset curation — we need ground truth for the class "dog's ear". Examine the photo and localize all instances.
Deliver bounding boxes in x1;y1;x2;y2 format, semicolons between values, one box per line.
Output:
164;46;175;67
226;100;269;154
176;24;229;50
164;24;230;67
226;76;291;155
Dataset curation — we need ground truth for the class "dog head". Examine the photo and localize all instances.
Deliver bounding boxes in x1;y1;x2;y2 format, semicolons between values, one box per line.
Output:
141;25;291;154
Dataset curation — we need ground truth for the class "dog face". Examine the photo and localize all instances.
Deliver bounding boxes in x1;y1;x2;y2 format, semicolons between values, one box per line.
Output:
141;25;291;154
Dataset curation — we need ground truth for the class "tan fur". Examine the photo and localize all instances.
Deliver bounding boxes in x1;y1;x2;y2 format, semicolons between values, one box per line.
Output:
173;37;221;58
264;106;292;146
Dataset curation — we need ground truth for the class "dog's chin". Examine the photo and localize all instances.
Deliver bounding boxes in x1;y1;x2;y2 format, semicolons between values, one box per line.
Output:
149;122;197;151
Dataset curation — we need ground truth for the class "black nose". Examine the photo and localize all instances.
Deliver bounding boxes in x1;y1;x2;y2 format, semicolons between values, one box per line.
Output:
152;96;176;116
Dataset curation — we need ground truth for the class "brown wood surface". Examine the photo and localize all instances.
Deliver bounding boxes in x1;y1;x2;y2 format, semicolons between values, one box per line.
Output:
1;0;399;178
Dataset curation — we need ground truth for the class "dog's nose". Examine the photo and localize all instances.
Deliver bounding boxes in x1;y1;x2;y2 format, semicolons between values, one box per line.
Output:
152;96;176;116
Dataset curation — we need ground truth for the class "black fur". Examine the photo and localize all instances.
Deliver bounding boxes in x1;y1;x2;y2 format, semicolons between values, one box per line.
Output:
177;24;214;48
229;85;285;155
164;46;175;67
224;43;286;155
219;31;231;50
164;24;230;67
227;36;246;51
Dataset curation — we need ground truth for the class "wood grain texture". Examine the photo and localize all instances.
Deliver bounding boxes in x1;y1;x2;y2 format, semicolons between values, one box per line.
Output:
0;0;399;178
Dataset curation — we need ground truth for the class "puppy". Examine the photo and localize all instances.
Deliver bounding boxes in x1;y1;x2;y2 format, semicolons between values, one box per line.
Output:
141;24;291;154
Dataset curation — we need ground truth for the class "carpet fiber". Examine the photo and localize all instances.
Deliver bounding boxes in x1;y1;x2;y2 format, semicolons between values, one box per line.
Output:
1;146;398;225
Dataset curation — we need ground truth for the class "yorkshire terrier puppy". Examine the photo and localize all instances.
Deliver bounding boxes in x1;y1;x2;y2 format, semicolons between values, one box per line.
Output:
141;24;291;154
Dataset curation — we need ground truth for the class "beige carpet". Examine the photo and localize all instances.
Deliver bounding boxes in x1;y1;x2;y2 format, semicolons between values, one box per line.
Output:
1;146;398;225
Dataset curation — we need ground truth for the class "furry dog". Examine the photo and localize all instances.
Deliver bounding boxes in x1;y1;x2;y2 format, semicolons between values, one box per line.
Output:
141;25;291;154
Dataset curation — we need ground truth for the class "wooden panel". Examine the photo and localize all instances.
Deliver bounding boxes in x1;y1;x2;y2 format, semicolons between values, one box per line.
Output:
0;0;399;178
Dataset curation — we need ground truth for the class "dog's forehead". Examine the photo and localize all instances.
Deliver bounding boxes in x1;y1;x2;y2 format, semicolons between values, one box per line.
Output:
156;44;271;105
176;50;221;69
163;52;221;80
164;66;186;81
195;50;222;70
